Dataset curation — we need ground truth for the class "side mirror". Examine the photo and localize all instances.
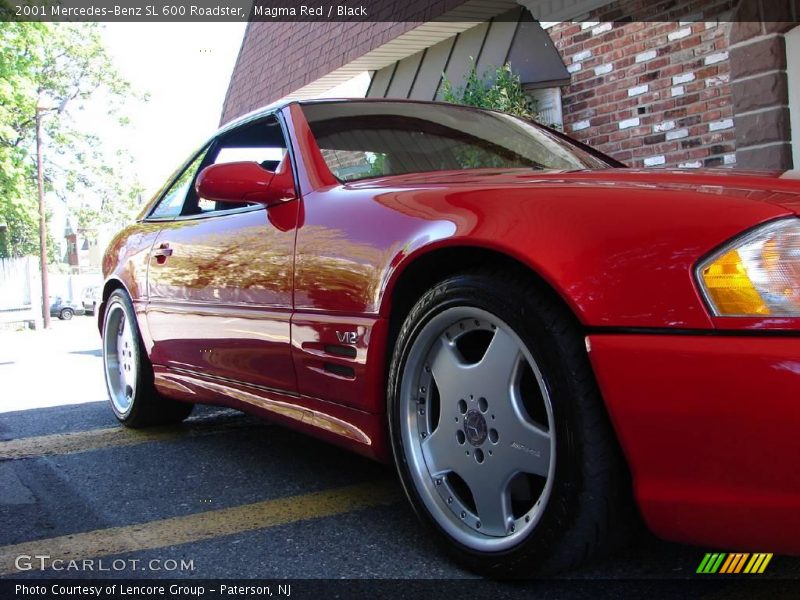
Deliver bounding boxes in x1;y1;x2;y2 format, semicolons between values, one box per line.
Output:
195;161;290;207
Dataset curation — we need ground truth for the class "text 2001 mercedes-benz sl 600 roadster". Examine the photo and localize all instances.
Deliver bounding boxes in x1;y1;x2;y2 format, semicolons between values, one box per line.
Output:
100;99;800;576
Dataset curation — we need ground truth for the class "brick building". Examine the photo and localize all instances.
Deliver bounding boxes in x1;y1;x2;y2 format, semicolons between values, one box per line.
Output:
221;0;800;169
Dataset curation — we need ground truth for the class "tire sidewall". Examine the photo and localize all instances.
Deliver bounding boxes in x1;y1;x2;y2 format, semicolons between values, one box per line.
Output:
102;290;145;422
61;308;73;320
388;274;583;572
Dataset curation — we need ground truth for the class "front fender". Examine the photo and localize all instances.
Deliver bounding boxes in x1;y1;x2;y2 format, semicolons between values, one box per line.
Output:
375;184;792;330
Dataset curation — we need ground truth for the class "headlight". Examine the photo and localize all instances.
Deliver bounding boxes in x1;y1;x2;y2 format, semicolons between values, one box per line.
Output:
697;218;800;317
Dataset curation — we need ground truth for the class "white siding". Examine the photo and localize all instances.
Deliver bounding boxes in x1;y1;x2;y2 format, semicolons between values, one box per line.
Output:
787;26;800;169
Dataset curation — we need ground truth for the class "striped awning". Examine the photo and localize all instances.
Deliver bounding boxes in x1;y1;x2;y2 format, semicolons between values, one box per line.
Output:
366;8;570;101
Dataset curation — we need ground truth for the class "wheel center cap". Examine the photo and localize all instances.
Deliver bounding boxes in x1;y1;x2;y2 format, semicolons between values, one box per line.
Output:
463;409;487;446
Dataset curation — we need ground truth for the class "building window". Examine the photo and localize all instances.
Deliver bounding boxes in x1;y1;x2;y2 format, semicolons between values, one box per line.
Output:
527;87;563;130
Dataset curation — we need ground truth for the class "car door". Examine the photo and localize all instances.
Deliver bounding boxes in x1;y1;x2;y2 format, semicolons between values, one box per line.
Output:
145;115;299;393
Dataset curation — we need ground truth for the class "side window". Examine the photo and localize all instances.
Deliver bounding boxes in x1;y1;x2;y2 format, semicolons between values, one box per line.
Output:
149;151;207;219
192;117;288;215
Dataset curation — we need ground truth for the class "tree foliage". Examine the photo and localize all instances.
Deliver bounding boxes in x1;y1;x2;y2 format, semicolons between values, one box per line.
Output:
441;62;537;119
0;22;143;258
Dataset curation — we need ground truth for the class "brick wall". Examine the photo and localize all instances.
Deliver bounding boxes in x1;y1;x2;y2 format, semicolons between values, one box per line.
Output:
548;18;737;168
222;0;798;169
728;0;800;169
220;0;470;125
221;21;417;124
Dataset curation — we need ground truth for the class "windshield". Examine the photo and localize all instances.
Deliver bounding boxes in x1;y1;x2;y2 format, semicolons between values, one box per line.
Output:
301;101;614;182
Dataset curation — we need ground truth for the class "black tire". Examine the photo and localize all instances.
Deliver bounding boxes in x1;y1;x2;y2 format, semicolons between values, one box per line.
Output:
387;270;632;577
60;308;74;320
102;289;193;428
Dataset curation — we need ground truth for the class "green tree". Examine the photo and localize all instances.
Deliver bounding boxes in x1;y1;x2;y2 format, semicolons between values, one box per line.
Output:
0;22;43;257
441;61;537;119
0;22;143;258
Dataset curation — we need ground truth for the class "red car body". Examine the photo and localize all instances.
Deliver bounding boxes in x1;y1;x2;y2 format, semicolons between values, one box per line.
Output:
101;100;800;555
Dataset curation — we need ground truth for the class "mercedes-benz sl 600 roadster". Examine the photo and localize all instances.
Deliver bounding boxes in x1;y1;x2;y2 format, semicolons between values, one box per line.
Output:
100;99;800;576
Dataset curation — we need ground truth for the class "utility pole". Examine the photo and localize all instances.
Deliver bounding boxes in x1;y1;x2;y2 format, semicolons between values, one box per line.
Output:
36;104;50;329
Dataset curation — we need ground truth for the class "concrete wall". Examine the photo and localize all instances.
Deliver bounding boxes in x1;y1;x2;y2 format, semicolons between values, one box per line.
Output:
0;257;42;327
0;257;101;327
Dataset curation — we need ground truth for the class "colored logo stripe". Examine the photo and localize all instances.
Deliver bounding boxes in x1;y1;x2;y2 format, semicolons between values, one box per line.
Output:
744;553;773;574
697;553;725;573
697;553;773;574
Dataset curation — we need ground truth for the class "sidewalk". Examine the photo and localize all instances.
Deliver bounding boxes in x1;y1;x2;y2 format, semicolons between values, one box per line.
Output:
0;317;107;413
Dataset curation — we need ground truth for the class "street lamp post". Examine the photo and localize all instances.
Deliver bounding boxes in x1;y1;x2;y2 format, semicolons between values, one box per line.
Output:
36;104;50;329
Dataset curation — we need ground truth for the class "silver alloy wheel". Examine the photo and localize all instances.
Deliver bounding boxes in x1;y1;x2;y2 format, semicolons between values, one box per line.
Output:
103;302;138;415
400;307;556;552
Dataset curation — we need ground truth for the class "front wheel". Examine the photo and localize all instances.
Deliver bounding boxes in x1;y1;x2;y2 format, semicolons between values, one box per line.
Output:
388;271;630;577
102;289;193;427
59;308;74;320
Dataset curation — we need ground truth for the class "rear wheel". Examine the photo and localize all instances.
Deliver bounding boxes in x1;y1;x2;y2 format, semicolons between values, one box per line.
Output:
102;289;193;427
388;271;630;577
59;308;74;320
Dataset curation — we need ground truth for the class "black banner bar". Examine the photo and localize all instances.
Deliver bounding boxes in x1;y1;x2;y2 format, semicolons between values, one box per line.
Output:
0;0;794;23
2;579;798;600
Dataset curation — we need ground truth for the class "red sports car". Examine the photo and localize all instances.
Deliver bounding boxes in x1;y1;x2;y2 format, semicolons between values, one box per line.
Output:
100;99;800;576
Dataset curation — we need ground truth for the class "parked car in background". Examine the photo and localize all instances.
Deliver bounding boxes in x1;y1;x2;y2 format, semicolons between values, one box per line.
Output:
99;99;800;577
82;286;101;315
49;297;85;320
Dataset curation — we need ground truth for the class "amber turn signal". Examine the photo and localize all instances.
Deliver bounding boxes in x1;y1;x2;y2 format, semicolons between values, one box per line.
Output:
698;219;800;317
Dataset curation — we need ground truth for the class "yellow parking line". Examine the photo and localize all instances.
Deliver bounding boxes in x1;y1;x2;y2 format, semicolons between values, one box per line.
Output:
0;481;399;576
0;416;254;461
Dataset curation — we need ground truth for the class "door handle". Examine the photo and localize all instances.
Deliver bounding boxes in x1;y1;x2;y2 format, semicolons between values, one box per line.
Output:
153;242;173;264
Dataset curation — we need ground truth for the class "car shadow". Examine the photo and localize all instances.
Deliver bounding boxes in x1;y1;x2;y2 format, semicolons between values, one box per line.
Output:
68;349;102;357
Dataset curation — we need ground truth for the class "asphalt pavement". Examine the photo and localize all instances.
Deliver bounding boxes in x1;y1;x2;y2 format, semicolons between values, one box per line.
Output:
0;317;797;598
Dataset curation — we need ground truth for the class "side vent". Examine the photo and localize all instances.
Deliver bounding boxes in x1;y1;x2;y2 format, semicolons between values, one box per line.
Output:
323;363;355;378
324;344;357;359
